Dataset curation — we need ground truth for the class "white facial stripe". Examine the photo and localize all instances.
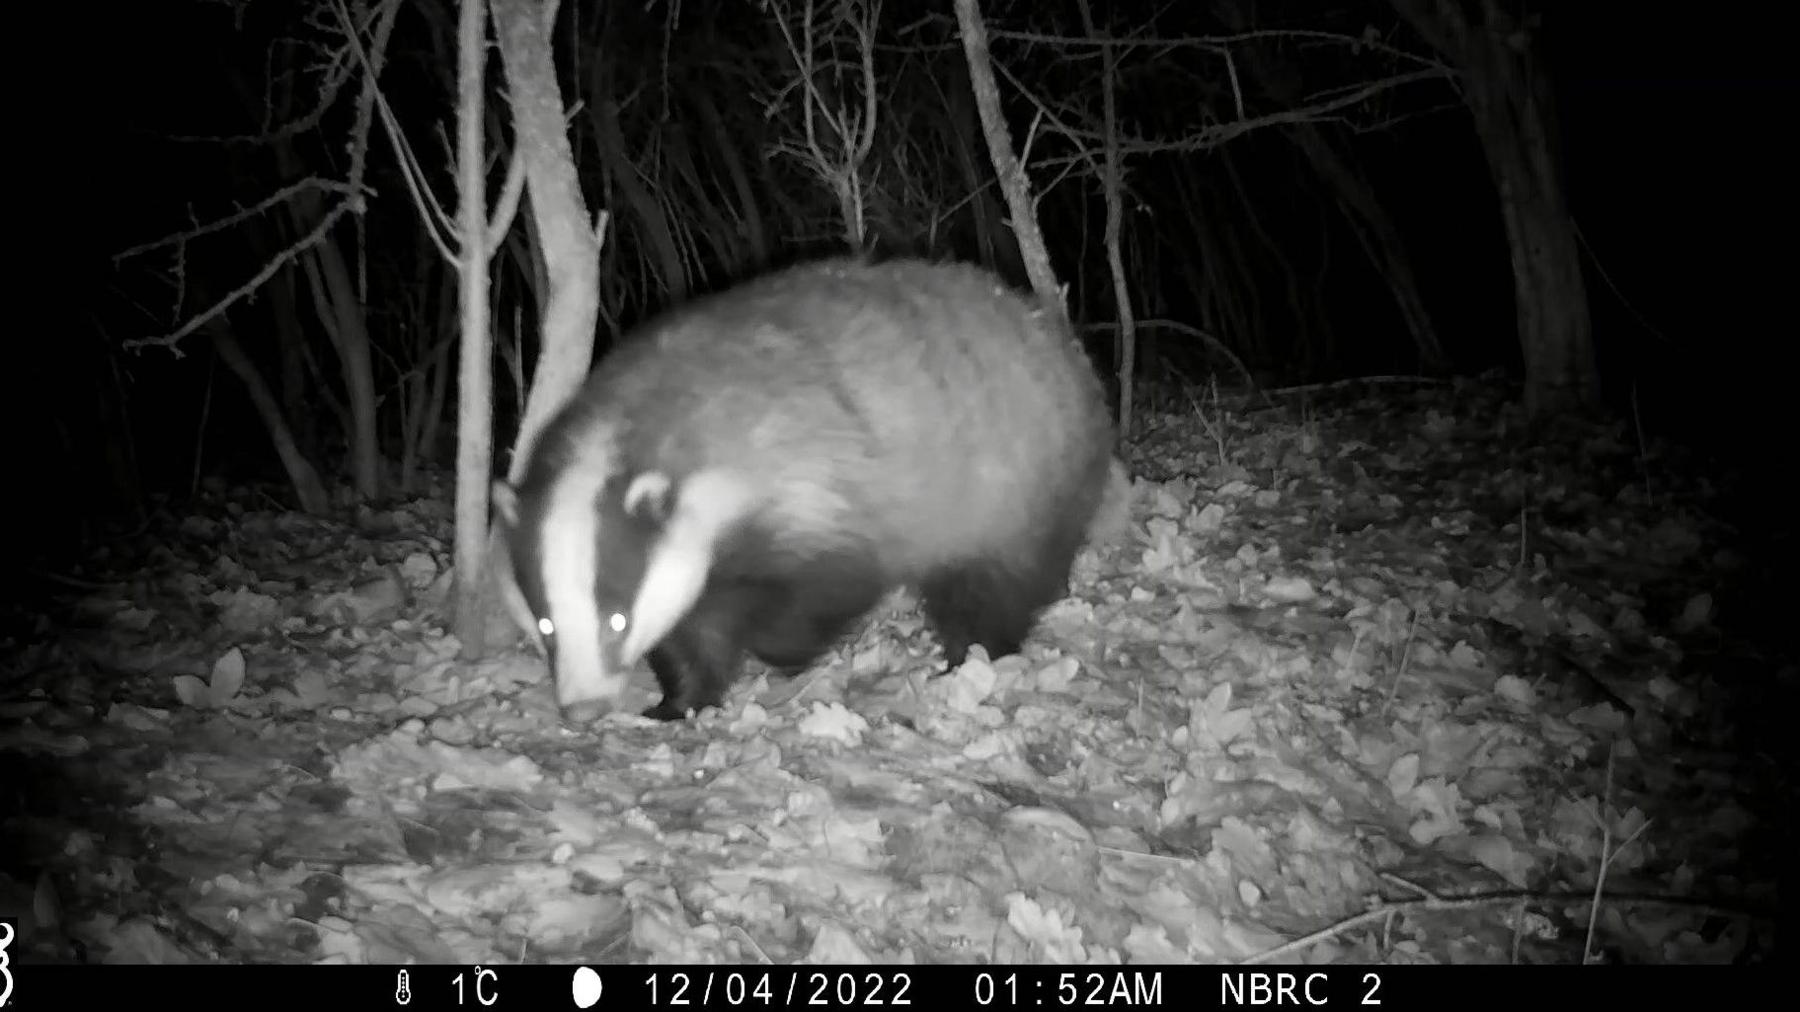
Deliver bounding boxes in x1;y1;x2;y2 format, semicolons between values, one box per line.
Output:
620;469;755;664
539;463;629;708
621;535;710;665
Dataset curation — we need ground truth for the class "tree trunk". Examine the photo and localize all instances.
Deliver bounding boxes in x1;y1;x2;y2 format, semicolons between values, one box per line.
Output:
1278;121;1446;372
268;268;319;458
1088;7;1135;436
953;0;1062;309
495;0;606;471
200;315;331;514
452;0;498;655
420;278;455;470
1392;0;1597;415
298;239;383;496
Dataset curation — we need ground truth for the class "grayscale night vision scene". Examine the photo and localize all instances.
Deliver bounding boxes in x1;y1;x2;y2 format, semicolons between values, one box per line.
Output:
3;0;1786;983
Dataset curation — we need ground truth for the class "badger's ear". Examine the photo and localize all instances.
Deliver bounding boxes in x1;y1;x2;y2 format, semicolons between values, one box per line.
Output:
622;471;677;523
492;481;520;528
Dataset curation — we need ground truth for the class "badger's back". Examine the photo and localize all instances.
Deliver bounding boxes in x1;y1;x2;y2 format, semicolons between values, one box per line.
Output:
535;258;1114;575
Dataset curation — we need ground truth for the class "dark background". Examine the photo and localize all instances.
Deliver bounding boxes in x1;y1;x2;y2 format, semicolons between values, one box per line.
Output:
20;1;1798;549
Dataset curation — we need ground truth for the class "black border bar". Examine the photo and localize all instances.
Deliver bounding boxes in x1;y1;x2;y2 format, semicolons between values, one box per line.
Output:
0;962;1752;1010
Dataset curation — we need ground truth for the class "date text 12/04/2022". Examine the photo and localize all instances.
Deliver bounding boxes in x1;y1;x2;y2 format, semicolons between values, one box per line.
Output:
638;968;1168;1007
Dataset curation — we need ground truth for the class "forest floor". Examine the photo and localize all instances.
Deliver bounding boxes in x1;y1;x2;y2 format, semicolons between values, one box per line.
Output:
1;376;1782;966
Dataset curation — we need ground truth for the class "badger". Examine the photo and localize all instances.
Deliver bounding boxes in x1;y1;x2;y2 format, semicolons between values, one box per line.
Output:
493;257;1126;723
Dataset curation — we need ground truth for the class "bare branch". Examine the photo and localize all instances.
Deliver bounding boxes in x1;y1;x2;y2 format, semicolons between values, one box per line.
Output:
488;145;528;241
114;179;360;264
122;199;358;356
766;0;884;246
1018;66;1450;162
985;25;1448;76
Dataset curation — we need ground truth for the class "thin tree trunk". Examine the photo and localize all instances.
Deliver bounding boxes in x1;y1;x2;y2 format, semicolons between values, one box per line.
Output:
452;0;497;654
202;317;331;513
299;239;382;497
1392;0;1597;414
953;0;1061;308
420;279;454;469
269;268;318;458
1085;0;1136;436
1219;0;1444;374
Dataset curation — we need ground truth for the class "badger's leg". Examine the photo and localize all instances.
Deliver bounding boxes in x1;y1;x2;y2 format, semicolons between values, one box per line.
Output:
920;560;1034;666
643;638;732;721
920;520;1090;668
642;587;757;720
746;550;887;676
644;547;886;718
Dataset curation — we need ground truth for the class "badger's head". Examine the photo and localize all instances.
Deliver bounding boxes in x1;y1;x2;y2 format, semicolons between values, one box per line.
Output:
492;462;755;723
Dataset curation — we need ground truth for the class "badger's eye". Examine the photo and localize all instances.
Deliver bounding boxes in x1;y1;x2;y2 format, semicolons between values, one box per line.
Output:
537;617;555;638
606;612;629;634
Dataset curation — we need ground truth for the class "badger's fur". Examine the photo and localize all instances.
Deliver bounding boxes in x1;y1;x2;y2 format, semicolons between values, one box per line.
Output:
493;257;1122;723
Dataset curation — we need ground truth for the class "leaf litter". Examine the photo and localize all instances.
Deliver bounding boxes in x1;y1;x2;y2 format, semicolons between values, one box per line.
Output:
0;380;1779;966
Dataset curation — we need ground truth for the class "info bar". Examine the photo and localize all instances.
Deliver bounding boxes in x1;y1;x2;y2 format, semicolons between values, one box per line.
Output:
0;962;1748;1010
